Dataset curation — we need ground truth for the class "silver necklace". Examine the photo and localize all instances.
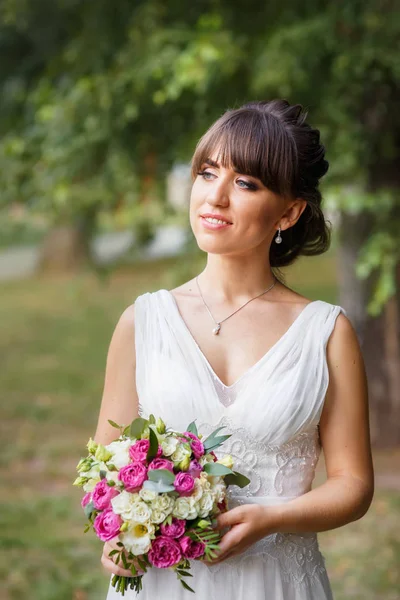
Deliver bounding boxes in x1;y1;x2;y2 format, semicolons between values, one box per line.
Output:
195;275;277;335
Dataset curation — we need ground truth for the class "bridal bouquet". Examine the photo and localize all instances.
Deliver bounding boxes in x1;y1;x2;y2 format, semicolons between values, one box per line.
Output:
74;415;250;595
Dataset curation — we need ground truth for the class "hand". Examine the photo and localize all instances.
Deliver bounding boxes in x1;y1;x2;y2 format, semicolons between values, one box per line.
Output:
101;537;145;578
204;504;277;565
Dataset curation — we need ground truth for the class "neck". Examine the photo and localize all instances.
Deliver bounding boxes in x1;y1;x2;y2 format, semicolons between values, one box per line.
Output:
197;254;278;304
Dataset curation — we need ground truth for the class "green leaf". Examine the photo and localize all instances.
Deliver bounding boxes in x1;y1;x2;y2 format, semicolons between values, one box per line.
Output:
177;569;193;577
142;480;175;493
108;419;122;429
148;414;156;424
99;469;107;480
146;427;159;462
130;417;148;439
224;471;251;488
148;468;175;485
180;580;195;593
186;420;198;436
121;552;129;569
203;462;233;476
83;501;94;518
137;557;147;571
203;435;232;451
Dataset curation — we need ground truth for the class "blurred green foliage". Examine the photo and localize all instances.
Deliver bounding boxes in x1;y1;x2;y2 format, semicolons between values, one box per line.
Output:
0;0;398;308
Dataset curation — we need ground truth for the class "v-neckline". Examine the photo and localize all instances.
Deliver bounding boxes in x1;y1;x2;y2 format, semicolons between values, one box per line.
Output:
162;289;318;390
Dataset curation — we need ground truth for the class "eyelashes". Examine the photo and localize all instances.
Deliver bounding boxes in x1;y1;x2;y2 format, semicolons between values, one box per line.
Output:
196;170;258;191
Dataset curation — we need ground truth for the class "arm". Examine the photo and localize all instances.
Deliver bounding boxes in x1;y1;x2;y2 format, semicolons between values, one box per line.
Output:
272;312;374;533
94;304;139;446
213;313;374;560
95;303;144;577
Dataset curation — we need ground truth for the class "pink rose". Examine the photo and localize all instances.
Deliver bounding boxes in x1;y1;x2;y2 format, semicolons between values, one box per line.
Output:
174;472;195;496
118;462;148;492
188;459;203;479
179;535;205;560
93;508;122;542
160;518;186;539
81;492;92;508
148;458;174;472
148;536;182;568
129;439;150;462
92;480;119;510
183;432;205;459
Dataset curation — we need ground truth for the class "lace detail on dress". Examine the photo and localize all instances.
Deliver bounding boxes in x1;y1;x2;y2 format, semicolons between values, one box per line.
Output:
197;415;320;500
200;532;327;587
194;415;325;586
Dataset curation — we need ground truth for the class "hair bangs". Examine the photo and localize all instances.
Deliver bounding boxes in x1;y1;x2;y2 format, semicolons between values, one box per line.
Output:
191;109;297;197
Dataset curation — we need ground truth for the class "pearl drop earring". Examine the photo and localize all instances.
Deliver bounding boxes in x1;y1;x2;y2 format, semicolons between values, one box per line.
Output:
275;227;282;244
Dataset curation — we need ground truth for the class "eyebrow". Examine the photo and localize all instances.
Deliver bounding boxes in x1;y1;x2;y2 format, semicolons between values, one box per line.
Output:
203;158;241;174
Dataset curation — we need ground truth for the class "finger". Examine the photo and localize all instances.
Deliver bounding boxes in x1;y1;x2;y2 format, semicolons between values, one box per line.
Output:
101;554;133;577
215;526;243;556
216;507;243;529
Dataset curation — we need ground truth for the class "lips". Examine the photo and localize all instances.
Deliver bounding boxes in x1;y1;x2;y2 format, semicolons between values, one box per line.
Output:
200;214;233;224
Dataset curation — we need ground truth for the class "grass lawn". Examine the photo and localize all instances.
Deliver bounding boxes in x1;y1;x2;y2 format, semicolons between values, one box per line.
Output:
1;248;399;600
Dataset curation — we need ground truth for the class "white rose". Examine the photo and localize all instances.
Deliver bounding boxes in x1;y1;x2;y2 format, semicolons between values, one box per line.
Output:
161;436;179;457
150;509;167;524
199;473;212;492
171;445;191;464
198;492;214;518
111;491;141;520
130;501;152;524
139;488;158;503
186;496;199;520
152;494;175;515
211;483;226;504
172;497;190;520
105;439;132;469
191;479;203;502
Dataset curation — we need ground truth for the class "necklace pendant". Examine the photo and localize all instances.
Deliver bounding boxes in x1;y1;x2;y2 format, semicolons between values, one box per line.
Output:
212;324;221;335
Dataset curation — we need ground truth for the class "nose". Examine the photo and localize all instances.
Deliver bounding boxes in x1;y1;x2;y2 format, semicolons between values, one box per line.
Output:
205;176;230;207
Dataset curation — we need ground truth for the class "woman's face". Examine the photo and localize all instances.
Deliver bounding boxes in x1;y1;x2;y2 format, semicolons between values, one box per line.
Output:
190;150;293;257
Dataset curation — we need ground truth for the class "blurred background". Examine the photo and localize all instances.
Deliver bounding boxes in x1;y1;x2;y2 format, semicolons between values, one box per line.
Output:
0;1;399;598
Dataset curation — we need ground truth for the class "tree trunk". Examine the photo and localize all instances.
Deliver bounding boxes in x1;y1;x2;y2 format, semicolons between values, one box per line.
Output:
338;212;400;447
38;210;97;273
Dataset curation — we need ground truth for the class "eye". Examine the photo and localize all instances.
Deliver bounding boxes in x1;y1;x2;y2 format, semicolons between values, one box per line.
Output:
196;170;215;180
237;178;258;191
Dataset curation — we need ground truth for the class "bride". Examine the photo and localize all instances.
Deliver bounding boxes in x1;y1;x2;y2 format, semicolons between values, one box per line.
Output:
94;99;374;599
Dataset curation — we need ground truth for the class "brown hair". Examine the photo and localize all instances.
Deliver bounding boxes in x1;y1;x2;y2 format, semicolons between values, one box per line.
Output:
191;99;331;268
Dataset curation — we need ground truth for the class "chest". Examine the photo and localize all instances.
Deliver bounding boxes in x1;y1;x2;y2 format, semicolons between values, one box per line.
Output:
170;293;306;388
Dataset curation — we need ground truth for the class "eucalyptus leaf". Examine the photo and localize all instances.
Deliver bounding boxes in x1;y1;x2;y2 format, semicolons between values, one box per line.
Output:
142;480;175;493
148;468;175;485
203;462;233;476
130;417;148;439
186;421;198;436
83;501;94;518
203;434;232;451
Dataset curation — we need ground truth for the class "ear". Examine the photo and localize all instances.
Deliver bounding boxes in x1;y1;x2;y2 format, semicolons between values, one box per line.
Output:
280;198;307;230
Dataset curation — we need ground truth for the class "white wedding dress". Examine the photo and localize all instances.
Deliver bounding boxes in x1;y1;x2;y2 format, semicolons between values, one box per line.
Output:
106;289;347;599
